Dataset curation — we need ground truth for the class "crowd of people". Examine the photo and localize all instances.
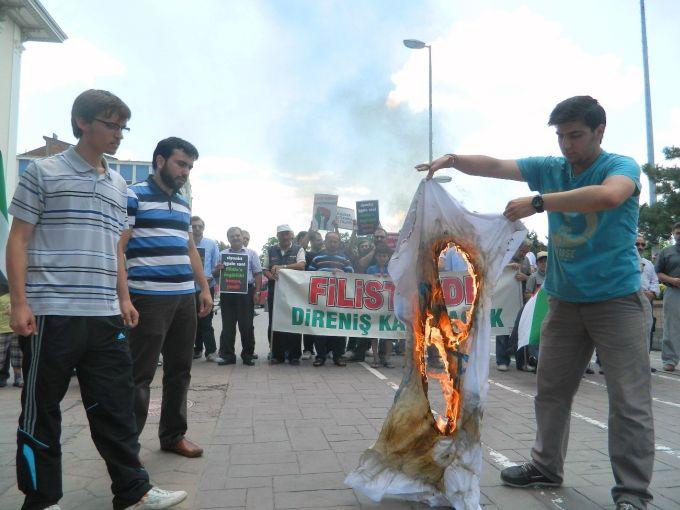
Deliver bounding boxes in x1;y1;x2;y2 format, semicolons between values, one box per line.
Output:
2;89;679;510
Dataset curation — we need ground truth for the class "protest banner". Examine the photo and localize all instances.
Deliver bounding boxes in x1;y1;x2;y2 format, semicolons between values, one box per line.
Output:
356;200;379;235
385;232;399;250
335;206;355;230
220;253;249;294
272;266;523;337
311;194;338;231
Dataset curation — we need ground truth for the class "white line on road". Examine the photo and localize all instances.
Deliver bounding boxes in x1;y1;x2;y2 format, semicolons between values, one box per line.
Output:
359;361;387;380
488;378;680;460
484;444;517;469
581;378;680;408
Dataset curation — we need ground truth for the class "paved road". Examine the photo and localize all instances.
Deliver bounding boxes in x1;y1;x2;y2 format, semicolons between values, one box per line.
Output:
1;310;679;509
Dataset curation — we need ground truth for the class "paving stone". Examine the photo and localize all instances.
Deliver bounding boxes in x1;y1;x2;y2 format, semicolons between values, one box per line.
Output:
274;471;347;492
246;486;274;510
274;488;359;508
197;488;247;508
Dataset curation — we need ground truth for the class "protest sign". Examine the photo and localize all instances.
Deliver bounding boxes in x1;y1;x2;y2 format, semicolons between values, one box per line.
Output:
197;247;206;266
272;266;523;337
356;200;379;235
335;207;355;230
385;232;399;250
311;194;338;231
220;253;249;294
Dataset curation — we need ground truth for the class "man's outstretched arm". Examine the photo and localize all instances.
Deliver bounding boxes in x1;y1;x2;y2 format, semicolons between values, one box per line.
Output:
421;154;524;182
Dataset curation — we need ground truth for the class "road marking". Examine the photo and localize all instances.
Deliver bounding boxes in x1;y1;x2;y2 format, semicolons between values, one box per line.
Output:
484;445;517;469
488;378;680;460
654;373;680;383
359;361;387;380
581;378;680;408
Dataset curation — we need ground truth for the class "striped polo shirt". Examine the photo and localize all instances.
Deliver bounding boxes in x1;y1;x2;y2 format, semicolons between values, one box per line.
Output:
8;147;128;316
126;176;195;295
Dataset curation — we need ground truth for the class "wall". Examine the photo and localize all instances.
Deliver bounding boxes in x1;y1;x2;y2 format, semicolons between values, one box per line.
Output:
0;14;23;202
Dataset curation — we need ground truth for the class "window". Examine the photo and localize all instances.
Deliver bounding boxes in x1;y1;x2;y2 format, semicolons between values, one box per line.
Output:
18;159;31;175
119;164;133;183
135;165;150;181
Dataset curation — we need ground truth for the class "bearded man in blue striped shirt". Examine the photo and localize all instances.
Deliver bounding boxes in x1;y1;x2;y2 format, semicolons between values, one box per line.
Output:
118;137;212;460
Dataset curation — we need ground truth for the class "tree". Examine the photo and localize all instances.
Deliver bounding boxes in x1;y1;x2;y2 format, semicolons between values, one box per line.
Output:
639;146;680;244
216;240;228;251
527;230;547;253
260;236;279;266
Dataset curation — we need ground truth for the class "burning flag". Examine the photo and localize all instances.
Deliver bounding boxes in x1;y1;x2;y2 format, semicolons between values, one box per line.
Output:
346;179;526;509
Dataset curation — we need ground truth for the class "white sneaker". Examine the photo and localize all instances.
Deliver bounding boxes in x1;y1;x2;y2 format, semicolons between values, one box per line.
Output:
125;486;188;509
301;350;312;360
496;364;509;372
45;506;61;510
205;353;218;362
344;350;355;359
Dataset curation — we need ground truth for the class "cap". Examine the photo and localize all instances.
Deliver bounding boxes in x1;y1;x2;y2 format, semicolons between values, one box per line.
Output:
277;224;293;234
536;251;548;260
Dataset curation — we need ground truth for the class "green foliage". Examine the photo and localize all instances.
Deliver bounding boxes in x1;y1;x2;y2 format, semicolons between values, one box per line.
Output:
527;230;547;253
216;240;228;251
260;236;279;266
639;146;680;243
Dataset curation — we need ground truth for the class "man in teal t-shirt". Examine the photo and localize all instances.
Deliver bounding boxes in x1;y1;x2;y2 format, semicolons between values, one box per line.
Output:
425;96;653;510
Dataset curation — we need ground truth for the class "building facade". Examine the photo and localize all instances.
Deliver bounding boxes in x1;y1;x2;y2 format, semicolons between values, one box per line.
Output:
0;0;65;204
18;134;193;203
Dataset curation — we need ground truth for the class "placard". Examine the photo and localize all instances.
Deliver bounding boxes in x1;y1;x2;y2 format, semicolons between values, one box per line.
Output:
356;200;379;235
220;253;249;294
197;247;206;266
312;194;338;231
335;207;355;230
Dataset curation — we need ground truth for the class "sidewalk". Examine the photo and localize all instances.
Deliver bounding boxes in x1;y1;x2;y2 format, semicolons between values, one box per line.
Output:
1;311;680;509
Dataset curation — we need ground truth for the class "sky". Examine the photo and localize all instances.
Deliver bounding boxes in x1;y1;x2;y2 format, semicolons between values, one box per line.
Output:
16;0;680;251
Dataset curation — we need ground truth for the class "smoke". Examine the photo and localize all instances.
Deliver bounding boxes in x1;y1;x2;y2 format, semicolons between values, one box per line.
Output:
271;80;447;232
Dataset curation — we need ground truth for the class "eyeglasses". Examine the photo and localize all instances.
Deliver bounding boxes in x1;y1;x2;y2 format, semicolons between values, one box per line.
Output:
93;118;130;133
635;242;646;247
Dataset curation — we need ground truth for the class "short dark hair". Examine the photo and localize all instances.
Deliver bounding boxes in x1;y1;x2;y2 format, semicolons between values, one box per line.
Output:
548;96;606;130
71;89;131;138
296;231;307;244
227;226;242;238
152;137;199;170
673;221;680;231
191;215;203;224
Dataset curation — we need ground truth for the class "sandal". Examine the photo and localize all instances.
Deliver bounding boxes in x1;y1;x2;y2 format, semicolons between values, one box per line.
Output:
370;361;381;369
313;359;325;367
382;360;394;369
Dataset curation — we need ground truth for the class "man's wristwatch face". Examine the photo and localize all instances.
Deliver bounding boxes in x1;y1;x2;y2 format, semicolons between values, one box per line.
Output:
531;194;544;213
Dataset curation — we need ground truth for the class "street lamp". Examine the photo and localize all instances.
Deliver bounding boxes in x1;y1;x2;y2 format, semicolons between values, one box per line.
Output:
403;38;432;163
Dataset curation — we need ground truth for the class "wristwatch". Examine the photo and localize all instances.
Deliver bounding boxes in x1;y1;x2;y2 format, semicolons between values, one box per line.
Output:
531;194;545;213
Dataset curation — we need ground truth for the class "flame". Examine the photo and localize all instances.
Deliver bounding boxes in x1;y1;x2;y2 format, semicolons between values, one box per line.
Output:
414;241;481;435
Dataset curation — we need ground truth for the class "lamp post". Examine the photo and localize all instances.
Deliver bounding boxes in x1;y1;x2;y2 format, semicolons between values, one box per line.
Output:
640;0;656;205
403;39;432;163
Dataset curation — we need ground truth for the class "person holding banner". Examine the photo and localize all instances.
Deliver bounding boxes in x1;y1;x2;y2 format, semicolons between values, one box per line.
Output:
191;216;220;361
301;228;324;360
425;96;654;510
263;225;305;364
308;232;353;367
214;227;262;366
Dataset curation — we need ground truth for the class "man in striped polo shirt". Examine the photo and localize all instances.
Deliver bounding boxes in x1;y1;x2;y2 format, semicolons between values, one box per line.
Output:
119;137;212;459
308;232;353;367
7;90;186;510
